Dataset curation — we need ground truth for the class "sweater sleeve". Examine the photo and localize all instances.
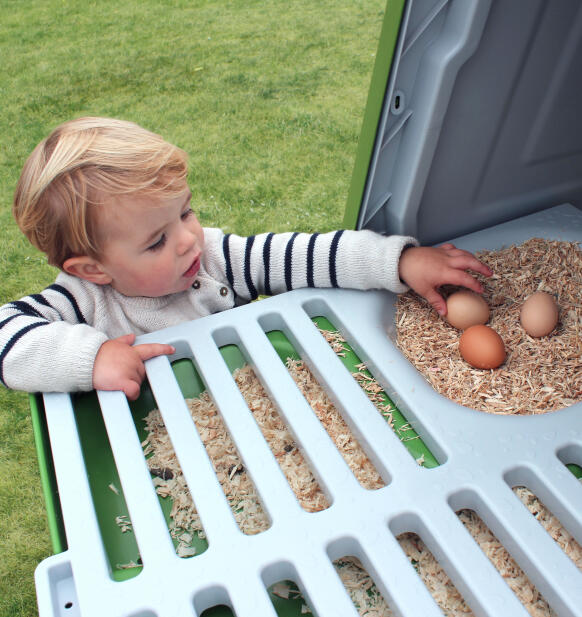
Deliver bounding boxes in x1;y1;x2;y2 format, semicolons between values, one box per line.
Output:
0;279;108;393
203;228;419;301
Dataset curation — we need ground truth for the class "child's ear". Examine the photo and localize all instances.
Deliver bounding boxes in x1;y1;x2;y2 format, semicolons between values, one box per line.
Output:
62;256;112;285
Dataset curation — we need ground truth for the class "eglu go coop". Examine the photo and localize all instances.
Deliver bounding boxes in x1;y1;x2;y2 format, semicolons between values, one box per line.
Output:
33;1;582;616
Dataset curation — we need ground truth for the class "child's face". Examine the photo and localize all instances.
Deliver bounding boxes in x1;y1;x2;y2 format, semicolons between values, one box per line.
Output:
96;188;204;297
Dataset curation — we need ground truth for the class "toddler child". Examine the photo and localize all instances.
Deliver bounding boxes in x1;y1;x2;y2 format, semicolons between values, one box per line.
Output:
0;117;492;398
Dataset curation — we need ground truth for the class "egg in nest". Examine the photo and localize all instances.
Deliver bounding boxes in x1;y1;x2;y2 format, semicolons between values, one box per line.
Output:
520;291;558;337
459;325;506;369
446;290;490;330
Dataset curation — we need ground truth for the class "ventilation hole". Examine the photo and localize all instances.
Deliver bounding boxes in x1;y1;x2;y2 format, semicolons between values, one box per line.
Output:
566;463;582;479
152;356;271;536
458;509;554;615
73;390;142;580
268;580;313;616
199;606;235;617
333;556;394;615
141;405;211;553
313;316;439;468
131;360;210;556
64;602;73;610
397;532;474;616
266;327;386;490
391;89;405;115
512;487;582;571
232;361;330;513
284;356;386;489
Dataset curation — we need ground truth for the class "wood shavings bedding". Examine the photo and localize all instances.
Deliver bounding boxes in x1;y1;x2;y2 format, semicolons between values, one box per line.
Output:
457;510;556;617
286;358;385;490
334;557;393;617
513;487;582;570
395;239;582;414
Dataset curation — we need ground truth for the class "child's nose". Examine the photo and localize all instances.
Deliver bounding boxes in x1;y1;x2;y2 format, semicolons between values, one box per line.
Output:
177;228;197;255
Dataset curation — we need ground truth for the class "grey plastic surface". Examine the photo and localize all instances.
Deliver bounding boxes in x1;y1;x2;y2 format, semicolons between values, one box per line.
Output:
35;205;582;617
359;0;582;244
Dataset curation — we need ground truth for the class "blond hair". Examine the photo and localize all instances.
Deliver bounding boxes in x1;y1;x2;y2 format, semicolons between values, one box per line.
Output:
13;117;188;267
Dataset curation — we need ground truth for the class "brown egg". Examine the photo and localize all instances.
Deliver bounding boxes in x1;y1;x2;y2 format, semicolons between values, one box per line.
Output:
459;325;506;369
520;291;558;337
446;290;490;330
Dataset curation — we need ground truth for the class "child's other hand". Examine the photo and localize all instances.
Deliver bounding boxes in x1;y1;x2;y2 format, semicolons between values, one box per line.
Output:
398;243;492;316
93;334;175;400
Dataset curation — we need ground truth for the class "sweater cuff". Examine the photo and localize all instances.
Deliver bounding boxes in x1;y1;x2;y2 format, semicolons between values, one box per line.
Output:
76;333;109;391
335;230;419;294
387;236;420;293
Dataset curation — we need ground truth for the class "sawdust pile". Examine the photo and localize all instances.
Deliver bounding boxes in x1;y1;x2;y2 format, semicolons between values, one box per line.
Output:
395;239;581;414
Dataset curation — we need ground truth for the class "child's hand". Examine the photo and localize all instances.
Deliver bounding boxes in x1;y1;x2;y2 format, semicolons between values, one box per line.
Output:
93;334;175;400
398;243;493;316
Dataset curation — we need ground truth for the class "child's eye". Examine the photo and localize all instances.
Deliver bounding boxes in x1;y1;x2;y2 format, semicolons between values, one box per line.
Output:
147;234;167;251
181;208;194;220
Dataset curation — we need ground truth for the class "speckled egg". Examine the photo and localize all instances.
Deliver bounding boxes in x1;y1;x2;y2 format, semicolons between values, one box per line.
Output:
459;325;506;369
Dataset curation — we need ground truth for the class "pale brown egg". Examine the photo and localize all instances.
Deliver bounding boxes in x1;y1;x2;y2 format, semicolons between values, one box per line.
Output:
459;325;506;369
446;290;490;330
520;292;559;337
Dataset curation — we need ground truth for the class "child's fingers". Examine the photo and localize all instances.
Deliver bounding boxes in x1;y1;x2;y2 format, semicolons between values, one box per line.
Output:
444;269;486;294
439;243;493;277
424;288;447;316
120;378;142;401
455;256;492;278
115;333;136;346
134;342;176;362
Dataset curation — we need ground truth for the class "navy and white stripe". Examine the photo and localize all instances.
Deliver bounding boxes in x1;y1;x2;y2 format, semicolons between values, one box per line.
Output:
284;232;299;291
219;230;348;298
306;233;319;287
0;321;47;386
329;230;344;288
222;234;235;290
46;284;87;324
243;235;258;301
262;232;274;295
0;226;414;392
0;286;88;386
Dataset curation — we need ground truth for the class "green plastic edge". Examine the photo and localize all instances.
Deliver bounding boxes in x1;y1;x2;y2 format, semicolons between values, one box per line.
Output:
343;0;407;230
29;392;66;554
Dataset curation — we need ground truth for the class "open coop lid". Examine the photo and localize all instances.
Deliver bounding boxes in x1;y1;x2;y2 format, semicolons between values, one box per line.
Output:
345;0;582;245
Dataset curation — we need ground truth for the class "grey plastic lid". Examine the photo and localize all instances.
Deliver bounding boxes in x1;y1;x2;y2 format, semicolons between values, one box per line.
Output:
358;0;582;245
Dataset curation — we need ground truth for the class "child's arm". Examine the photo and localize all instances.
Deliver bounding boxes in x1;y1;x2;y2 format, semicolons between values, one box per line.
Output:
398;243;493;316
203;228;489;314
203;228;418;298
0;301;107;392
0;282;173;394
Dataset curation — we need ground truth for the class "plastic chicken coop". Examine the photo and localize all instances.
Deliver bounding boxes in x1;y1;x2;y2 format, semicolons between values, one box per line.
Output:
33;1;582;616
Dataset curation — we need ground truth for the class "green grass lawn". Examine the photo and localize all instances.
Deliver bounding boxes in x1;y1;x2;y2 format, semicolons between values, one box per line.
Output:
0;1;385;615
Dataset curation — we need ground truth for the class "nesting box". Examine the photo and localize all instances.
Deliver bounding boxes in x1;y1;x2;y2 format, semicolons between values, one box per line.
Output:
33;1;582;616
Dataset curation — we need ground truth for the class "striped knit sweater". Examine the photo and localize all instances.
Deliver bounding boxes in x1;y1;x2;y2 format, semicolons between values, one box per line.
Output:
0;227;417;393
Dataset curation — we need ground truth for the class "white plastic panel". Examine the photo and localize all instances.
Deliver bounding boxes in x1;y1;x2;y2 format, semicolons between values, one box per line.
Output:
36;205;582;617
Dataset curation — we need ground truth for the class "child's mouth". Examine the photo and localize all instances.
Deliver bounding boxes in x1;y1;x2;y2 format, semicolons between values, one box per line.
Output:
183;256;200;278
